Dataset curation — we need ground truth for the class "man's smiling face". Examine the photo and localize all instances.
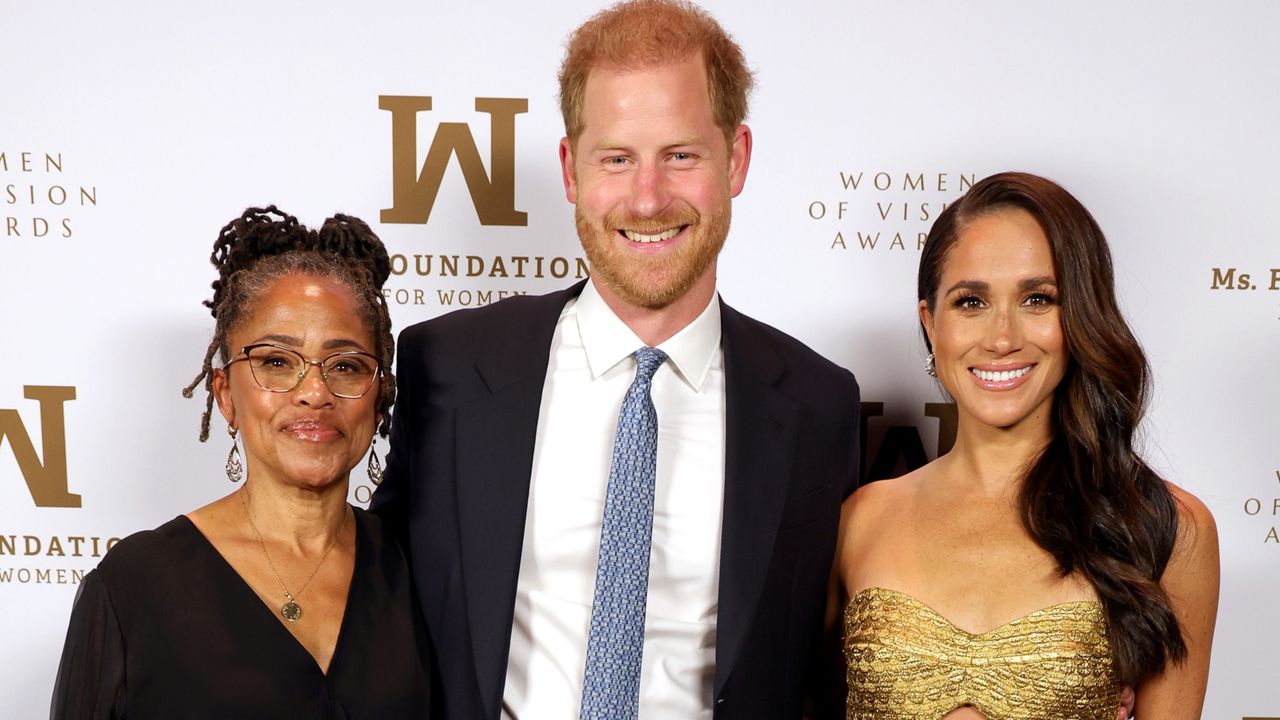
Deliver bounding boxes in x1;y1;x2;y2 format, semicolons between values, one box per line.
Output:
560;53;749;310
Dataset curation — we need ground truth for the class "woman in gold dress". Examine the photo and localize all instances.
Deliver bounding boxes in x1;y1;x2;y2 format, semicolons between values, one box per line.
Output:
830;172;1218;719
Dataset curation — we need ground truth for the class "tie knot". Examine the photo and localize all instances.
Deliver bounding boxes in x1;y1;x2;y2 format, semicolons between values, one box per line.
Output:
633;347;667;382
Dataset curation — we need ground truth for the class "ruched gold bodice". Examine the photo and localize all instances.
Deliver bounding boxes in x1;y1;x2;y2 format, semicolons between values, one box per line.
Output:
844;587;1122;720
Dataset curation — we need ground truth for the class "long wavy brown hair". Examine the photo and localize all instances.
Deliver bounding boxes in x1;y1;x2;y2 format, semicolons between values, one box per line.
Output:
917;172;1186;685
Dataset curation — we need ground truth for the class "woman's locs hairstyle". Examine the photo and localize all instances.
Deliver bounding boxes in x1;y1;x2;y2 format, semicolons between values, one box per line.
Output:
917;172;1187;686
181;206;396;442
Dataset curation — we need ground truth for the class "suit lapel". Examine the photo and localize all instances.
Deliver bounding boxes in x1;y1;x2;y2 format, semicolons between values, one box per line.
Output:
714;302;801;695
454;281;586;717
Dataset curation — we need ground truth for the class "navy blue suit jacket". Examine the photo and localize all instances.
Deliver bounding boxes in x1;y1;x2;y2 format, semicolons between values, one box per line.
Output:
371;281;860;719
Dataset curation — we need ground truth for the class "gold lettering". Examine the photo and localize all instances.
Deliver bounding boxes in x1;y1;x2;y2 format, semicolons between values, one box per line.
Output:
1211;267;1240;290
379;96;528;225
0;386;80;507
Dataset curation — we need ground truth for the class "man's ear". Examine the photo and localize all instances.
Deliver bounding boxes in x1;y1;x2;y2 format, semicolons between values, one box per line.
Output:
727;124;753;198
560;137;578;204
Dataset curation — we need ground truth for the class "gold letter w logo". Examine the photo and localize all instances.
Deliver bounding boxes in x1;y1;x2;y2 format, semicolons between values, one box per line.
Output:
0;386;80;508
380;96;528;226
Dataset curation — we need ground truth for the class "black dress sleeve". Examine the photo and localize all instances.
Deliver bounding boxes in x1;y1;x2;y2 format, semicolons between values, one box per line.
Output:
50;569;127;720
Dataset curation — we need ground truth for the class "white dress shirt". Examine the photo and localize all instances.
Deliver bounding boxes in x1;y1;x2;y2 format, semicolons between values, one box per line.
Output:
502;279;727;719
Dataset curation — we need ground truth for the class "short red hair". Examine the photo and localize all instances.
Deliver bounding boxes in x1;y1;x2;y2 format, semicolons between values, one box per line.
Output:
558;0;754;147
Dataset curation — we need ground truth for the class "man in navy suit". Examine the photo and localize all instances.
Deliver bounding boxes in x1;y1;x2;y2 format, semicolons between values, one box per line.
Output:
371;2;860;717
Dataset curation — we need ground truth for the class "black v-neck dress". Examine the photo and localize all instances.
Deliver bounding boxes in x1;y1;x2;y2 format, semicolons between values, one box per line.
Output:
51;507;432;719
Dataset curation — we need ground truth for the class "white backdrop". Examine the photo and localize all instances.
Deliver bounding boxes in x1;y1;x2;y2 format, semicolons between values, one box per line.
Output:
2;1;1277;717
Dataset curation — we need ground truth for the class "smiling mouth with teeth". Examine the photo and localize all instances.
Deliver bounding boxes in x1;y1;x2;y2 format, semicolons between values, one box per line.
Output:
971;366;1032;382
623;227;683;243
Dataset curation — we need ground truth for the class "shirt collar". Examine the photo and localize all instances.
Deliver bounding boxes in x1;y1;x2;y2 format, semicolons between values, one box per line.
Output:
573;278;722;392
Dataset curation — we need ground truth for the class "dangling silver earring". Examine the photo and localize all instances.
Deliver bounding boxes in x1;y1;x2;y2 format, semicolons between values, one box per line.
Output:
924;352;937;377
226;426;244;483
367;440;384;485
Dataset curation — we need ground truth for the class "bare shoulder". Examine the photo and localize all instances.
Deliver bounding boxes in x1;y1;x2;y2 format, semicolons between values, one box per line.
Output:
837;469;920;559
1158;481;1220;652
1131;484;1220;716
1166;482;1219;573
842;470;916;526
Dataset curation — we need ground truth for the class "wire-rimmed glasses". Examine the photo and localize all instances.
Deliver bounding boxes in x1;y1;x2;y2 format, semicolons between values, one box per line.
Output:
226;343;381;399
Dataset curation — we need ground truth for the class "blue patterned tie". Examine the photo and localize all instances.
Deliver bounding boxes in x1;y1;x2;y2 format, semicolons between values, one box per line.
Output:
579;347;668;720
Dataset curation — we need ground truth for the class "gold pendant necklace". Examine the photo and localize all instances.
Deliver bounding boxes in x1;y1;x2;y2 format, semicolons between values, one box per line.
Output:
241;488;348;622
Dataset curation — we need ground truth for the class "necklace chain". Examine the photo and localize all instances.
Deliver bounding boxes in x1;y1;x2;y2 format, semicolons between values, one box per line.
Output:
240;488;348;622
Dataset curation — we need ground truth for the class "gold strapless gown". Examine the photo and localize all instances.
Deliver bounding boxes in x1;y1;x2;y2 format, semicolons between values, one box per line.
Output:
844;587;1122;720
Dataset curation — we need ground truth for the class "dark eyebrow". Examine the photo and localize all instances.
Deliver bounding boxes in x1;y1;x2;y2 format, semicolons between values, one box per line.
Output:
247;335;369;352
250;333;302;346
322;338;369;351
944;277;1057;296
944;280;988;295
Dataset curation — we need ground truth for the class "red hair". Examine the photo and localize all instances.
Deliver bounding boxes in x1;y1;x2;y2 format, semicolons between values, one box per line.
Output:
558;0;754;146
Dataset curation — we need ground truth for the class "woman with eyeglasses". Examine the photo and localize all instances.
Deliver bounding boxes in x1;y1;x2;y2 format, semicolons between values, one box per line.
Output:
51;207;432;718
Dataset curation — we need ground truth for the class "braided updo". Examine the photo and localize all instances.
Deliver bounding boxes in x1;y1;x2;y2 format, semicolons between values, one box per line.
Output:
182;206;396;441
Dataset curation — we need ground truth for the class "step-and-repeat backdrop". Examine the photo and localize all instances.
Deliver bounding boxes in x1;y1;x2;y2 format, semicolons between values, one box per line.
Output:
3;1;1276;716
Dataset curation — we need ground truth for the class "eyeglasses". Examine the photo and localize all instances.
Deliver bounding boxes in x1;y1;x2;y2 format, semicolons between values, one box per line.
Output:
226;343;381;399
